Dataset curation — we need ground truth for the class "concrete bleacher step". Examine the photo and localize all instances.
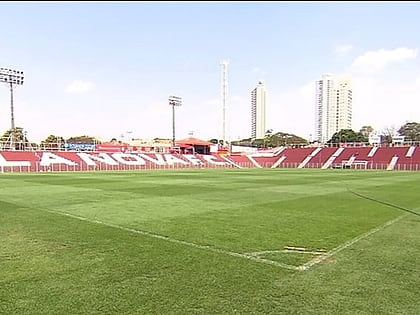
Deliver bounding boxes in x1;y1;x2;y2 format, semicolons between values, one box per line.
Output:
406;146;416;157
321;147;345;169
387;156;399;170
271;156;287;168
247;155;263;168
220;156;243;168
368;146;378;157
298;147;322;168
273;147;286;156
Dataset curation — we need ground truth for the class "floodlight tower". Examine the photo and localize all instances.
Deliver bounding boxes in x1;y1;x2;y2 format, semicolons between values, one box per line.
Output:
0;67;25;131
168;95;183;147
220;60;229;147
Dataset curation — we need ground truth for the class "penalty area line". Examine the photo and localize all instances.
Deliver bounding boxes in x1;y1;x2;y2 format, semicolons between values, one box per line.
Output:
298;214;407;271
43;209;299;271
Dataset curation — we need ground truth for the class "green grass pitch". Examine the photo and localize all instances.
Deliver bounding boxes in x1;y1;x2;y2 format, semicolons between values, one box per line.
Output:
1;168;419;314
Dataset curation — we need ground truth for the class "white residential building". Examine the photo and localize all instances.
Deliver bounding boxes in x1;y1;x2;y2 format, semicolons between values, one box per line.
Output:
315;74;352;143
251;81;267;139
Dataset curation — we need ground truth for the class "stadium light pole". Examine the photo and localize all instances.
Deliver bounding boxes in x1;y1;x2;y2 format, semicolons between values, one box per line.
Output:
126;131;133;142
168;95;182;147
0;67;24;149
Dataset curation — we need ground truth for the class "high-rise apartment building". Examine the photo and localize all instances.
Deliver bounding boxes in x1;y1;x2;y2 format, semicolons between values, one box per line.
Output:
315;74;352;143
251;81;267;139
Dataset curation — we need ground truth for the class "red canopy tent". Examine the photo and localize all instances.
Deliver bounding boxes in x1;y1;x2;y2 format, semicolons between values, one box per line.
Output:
176;137;213;146
175;137;214;154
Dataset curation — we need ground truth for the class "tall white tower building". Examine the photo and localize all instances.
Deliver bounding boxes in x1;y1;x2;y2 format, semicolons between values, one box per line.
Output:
251;81;267;139
315;74;352;143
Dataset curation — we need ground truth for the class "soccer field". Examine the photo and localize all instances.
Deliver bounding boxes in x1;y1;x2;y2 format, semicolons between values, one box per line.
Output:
1;169;419;314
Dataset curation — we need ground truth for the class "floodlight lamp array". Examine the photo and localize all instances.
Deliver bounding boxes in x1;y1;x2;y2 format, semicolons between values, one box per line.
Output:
0;67;25;85
168;95;182;107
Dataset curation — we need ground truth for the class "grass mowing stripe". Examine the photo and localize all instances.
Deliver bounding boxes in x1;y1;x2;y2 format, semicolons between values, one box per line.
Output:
39;208;300;271
299;214;407;271
347;188;420;217
1;170;419;314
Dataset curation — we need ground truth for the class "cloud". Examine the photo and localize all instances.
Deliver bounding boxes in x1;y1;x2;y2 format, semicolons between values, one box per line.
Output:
351;47;418;74
252;67;261;73
335;44;353;56
66;80;95;94
344;72;420;136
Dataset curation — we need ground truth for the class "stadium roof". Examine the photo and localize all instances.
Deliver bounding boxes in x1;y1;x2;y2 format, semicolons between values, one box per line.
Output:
176;137;213;146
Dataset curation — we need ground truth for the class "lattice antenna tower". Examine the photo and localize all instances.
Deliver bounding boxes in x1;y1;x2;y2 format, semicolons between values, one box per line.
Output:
220;60;229;147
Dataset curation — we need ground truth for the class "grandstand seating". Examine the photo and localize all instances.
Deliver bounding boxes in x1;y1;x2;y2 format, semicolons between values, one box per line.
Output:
249;155;278;168
304;147;336;168
328;147;372;169
369;147;399;170
1;146;420;172
384;146;418;170
274;148;318;168
226;154;255;168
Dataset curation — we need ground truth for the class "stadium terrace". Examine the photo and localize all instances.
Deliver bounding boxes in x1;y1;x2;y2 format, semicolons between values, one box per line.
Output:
1;144;420;172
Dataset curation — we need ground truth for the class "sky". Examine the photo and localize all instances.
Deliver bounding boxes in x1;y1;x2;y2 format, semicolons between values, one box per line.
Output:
1;1;420;143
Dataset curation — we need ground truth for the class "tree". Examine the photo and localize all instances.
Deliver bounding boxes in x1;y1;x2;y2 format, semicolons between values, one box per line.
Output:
1;127;29;150
41;135;65;149
230;138;253;147
230;131;308;148
381;125;399;144
270;132;308;147
251;138;265;148
263;129;273;147
328;129;368;143
398;122;420;141
1;127;27;141
66;135;97;144
359;126;374;138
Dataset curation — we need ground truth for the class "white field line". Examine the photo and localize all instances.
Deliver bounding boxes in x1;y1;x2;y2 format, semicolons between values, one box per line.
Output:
43;209;299;271
298;214;407;271
247;249;326;256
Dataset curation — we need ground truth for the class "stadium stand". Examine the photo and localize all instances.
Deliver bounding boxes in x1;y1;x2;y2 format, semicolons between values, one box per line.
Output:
385;146;418;170
274;147;318;168
305;147;338;168
2;145;420;172
370;147;400;170
224;154;254;168
321;147;346;169
329;147;372;169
